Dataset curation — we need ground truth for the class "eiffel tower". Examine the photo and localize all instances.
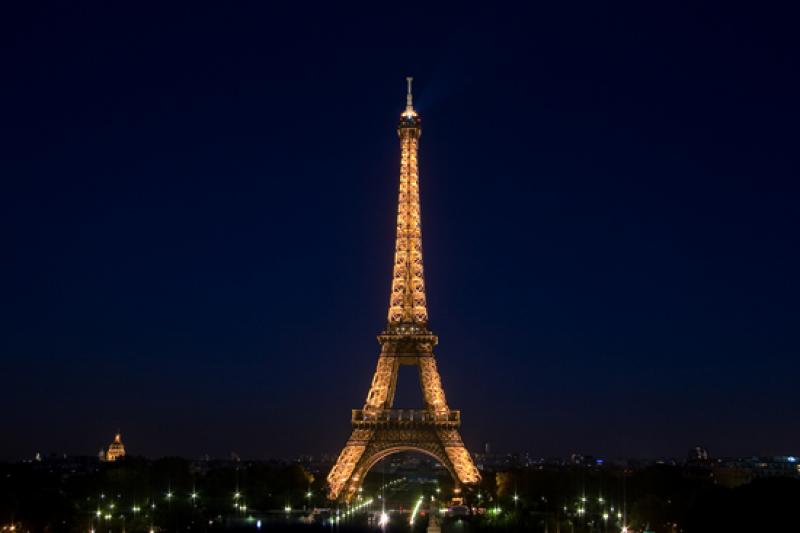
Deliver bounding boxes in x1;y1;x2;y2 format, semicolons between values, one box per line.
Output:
326;78;481;502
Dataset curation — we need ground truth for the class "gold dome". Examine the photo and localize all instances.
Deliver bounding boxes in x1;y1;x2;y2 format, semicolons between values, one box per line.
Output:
105;432;126;462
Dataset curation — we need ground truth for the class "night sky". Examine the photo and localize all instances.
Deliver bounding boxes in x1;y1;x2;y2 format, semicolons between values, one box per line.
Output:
2;3;799;461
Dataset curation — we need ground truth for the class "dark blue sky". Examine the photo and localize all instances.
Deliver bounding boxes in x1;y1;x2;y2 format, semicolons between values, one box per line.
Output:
1;2;798;461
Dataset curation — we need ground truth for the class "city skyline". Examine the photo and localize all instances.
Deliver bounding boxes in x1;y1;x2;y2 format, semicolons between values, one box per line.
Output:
3;3;799;462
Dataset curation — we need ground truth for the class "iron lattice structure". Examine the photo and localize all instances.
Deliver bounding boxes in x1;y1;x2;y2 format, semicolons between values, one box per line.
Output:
326;78;481;502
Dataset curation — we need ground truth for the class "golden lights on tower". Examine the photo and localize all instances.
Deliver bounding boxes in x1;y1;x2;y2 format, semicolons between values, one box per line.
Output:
326;78;481;503
388;76;428;328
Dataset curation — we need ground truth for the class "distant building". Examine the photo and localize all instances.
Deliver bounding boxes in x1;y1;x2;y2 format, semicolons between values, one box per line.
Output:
104;432;126;462
712;455;799;487
688;446;710;462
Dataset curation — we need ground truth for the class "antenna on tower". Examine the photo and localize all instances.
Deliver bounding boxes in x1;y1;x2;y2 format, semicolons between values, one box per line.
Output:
405;76;414;111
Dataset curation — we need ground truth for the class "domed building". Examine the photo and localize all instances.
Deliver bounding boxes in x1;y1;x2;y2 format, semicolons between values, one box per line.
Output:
105;432;126;462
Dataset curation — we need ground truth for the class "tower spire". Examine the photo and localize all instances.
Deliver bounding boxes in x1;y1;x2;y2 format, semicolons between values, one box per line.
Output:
405;76;414;113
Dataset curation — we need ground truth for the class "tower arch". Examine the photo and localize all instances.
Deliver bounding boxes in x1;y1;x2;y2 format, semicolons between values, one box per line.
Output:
352;445;459;494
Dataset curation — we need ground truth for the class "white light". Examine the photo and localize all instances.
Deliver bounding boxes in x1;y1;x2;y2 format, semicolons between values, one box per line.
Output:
284;505;291;512
256;519;262;529
410;496;424;525
379;512;389;527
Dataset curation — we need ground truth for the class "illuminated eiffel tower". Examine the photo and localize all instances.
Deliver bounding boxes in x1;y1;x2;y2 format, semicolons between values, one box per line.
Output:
326;78;481;502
